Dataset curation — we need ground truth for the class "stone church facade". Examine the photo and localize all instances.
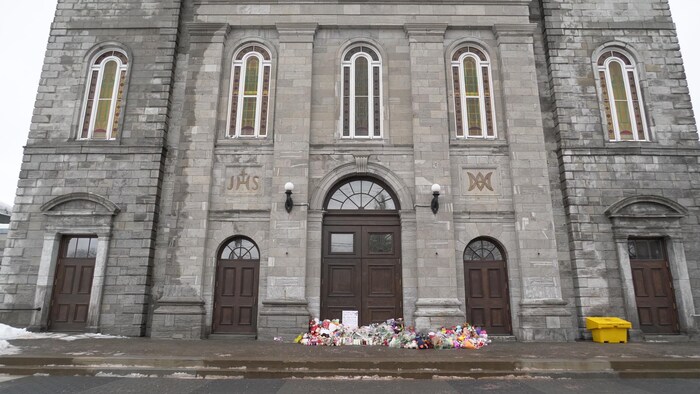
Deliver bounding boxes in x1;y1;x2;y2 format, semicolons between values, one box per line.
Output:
1;0;698;341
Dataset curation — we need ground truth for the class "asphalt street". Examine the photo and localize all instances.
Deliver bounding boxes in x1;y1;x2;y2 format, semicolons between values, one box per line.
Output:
1;376;699;394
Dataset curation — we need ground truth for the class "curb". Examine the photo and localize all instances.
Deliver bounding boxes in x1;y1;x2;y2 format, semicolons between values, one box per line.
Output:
1;356;699;379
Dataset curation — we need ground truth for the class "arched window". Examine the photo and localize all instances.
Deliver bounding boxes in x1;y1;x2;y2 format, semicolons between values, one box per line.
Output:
219;237;260;260
451;46;496;139
228;45;272;138
597;49;648;141
325;178;397;210
464;238;504;261
341;45;382;139
80;49;129;140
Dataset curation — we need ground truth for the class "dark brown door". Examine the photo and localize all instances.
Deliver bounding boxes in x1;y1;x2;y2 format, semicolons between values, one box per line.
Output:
213;237;260;334
463;239;512;335
49;236;97;332
322;214;402;326
629;239;680;334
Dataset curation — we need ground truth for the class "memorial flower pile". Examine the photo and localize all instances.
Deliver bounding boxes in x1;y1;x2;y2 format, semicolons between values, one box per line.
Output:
297;318;490;349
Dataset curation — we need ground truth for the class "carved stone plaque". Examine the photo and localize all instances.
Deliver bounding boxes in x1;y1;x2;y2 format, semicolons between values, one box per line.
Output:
225;166;263;195
462;167;500;196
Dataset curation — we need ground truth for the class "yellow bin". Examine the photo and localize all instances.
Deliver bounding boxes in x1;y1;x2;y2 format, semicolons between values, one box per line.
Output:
585;317;632;343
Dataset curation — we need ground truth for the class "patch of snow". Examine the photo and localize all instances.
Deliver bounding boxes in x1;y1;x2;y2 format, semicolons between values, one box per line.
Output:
489;374;555;380
0;340;20;355
203;375;244;380
299;375;407;380
0;323;125;342
0;324;38;340
169;372;197;379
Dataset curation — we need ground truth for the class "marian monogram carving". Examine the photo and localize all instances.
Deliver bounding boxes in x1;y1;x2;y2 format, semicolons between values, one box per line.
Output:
467;172;494;192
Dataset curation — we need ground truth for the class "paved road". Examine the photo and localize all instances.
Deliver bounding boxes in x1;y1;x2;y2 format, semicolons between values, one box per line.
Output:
0;376;699;393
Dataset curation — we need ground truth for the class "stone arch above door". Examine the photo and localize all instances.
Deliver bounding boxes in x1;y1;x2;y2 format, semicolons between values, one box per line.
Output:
310;162;413;211
32;192;120;332
604;195;695;338
605;195;688;219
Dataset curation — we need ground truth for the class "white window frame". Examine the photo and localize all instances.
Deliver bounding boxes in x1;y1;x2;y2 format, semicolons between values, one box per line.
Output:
451;50;497;139
599;54;649;142
341;47;383;139
79;51;128;140
227;48;272;138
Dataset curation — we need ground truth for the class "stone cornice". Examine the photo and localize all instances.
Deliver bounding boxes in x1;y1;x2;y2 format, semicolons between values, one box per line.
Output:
276;23;318;43
404;23;448;42
493;23;538;42
187;22;230;42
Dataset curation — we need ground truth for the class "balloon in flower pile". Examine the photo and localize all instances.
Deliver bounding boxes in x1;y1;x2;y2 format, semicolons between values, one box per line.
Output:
296;318;490;349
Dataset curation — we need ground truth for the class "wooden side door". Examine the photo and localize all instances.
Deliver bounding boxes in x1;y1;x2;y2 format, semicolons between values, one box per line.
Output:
49;236;97;332
213;258;259;334
464;260;512;334
629;239;679;334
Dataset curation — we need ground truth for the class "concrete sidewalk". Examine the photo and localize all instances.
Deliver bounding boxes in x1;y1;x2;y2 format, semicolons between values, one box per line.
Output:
1;337;699;379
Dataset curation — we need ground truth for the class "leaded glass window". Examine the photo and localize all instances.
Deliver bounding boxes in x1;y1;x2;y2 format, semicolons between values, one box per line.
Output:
597;49;648;142
464;238;504;261
228;45;272;138
341;45;382;139
326;179;397;210
451;46;496;139
220;237;260;260
80;50;129;140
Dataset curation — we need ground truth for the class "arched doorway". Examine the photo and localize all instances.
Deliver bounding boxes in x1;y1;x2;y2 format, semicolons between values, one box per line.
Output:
212;237;260;334
463;238;512;334
321;177;402;326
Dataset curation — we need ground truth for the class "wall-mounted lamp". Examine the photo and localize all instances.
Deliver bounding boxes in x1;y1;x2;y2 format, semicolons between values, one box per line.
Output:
284;182;294;213
431;183;441;214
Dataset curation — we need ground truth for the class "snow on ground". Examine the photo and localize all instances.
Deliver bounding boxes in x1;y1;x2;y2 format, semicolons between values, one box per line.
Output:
0;323;126;355
0;340;20;355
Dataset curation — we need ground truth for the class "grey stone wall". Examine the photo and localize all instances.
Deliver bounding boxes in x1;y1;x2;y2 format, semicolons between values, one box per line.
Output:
536;0;700;336
2;0;698;341
0;0;181;335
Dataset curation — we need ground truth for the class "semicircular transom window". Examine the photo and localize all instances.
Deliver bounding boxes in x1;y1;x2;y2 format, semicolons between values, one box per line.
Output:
220;237;260;260
326;179;397;211
464;238;504;261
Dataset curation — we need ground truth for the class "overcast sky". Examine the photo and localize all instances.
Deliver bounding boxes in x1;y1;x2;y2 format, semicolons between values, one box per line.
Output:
0;1;698;207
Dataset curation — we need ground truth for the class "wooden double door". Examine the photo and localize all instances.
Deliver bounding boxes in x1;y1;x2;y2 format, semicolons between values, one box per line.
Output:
49;236;97;332
629;238;680;334
321;214;402;326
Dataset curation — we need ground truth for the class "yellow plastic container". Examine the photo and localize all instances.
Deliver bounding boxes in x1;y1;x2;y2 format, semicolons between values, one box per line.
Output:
585;317;632;343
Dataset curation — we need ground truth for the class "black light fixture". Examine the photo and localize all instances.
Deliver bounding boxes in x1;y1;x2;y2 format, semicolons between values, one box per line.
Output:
431;183;441;214
284;182;294;213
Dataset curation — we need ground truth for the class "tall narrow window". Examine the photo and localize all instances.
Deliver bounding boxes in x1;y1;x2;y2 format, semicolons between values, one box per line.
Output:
452;46;496;139
341;45;382;139
597;49;648;141
228;45;272;138
80;50;128;140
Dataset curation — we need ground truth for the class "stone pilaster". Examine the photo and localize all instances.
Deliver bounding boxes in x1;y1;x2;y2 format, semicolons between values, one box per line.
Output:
258;24;318;339
495;24;575;341
405;24;463;332
151;23;230;339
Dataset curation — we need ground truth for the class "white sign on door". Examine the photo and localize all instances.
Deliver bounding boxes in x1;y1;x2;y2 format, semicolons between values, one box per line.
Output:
342;310;359;329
